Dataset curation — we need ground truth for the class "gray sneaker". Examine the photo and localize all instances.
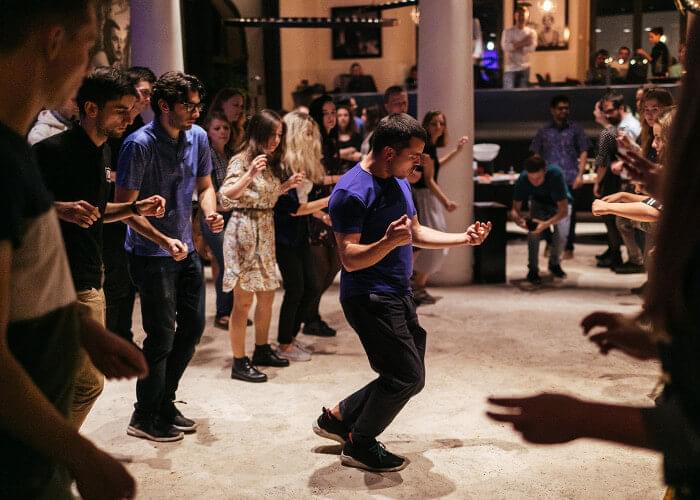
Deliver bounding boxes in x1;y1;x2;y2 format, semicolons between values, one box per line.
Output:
293;339;313;353
275;344;311;362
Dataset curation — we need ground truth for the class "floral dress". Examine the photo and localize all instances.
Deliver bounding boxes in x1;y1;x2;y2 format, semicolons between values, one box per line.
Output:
220;154;282;292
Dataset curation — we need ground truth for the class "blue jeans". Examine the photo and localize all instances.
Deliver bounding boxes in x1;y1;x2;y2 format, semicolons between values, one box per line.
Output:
528;202;572;273
128;252;205;414
503;68;530;89
200;211;233;318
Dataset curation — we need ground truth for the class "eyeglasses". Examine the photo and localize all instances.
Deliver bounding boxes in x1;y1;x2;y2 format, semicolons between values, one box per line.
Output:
180;101;204;114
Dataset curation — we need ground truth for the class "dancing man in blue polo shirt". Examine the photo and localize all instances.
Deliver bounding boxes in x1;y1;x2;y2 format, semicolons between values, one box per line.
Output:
313;113;492;472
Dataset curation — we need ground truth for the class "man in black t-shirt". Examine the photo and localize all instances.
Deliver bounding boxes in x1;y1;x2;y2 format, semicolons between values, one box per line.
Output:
0;3;147;499
34;67;165;430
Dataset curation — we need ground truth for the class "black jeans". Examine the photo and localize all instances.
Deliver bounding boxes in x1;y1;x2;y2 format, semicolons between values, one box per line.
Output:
103;222;137;342
566;183;577;251
603;214;623;256
339;293;426;441
276;243;320;345
128;252;205;414
304;244;342;325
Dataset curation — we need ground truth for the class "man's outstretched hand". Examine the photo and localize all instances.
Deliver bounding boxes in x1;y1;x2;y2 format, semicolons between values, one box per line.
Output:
81;317;148;380
465;221;492;245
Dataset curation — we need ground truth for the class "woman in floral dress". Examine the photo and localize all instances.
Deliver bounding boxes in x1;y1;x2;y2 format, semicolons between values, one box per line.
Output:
218;110;304;382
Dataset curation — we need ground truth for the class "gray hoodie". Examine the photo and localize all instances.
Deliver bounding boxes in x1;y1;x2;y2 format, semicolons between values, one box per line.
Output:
27;110;72;145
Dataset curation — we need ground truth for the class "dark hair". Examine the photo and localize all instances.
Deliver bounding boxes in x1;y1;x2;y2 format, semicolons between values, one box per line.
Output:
76;66;137;117
241;109;286;180
350;62;361;70
336;103;358;135
524;154;546;173
650;26;664;36
363;105;382;135
309;94;337;141
619;46;631;53
550;94;570;109
602;90;625;109
0;0;94;54
127;66;156;86
421;110;448;148
595;48;610;57
383;85;406;103
102;18;120;65
371;113;427;157
640;87;675;157
151;71;205;117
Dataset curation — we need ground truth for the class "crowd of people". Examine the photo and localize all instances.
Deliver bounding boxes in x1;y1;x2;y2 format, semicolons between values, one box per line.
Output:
2;1;699;498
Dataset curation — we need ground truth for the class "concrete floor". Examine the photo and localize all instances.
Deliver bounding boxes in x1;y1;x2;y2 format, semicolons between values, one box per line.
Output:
84;239;665;499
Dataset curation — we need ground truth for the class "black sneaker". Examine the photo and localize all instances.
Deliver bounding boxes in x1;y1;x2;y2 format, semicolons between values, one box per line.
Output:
526;271;542;286
127;412;184;442
597;254;623;268
161;401;197;433
613;262;645;274
595;249;611;261
303;320;336;337
231;356;267;382
312;407;349;444
340;436;408;472
548;264;567;279
413;288;437;306
252;344;290;367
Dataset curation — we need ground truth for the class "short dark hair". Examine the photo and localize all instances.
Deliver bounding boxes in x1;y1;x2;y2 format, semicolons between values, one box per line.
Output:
151;71;205;116
383;85;406;103
595;48;610;57
76;67;137;117
650;26;664;36
619;46;631;53
524;154;546;173
126;66;157;86
550;94;570;109
371;113;427;157
0;0;94;54
602;90;625;109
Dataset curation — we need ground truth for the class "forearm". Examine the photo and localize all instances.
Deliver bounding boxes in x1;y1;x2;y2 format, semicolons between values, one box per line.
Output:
578;402;654;451
543;205;568;226
294;197;329;216
413;225;469;249
439;148;460;166
339;147;359;161
103;201;136;223
598;202;660;222
578;152;588;176
0;351;97;469
198;186;218;217
220;171;254;200
125;215;171;248
426;178;451;207
339;238;397;272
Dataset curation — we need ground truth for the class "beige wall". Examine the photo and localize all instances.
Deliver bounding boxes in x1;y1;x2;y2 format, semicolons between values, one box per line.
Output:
279;0;417;110
502;0;590;83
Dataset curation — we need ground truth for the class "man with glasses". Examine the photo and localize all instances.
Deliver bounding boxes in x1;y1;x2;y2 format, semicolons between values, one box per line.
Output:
105;66;157;344
531;95;589;259
115;71;224;442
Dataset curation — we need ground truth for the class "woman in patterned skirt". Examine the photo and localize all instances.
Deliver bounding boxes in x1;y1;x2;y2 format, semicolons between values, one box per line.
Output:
219;110;304;382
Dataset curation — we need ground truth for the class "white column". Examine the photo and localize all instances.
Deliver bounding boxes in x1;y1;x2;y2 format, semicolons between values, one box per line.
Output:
418;0;474;285
129;0;185;77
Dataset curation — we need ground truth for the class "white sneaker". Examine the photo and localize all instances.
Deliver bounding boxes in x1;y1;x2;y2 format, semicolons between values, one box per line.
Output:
276;344;311;362
293;339;313;353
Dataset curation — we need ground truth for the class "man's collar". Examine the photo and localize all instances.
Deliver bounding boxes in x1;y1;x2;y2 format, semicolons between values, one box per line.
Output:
152;118;191;145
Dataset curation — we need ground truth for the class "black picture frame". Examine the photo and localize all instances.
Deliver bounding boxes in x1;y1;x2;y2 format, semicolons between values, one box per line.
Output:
331;6;382;59
529;0;570;51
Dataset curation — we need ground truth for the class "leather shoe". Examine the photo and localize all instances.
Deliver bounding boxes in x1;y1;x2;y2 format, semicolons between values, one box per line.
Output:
231;356;267;383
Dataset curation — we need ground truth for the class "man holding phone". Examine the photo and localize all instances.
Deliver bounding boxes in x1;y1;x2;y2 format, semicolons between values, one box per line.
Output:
511;155;572;286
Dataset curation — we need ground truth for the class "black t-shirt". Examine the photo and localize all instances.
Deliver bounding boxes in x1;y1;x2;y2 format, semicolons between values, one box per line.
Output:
651;42;670;77
33;126;110;291
412;141;440;189
338;132;362;173
274;189;309;247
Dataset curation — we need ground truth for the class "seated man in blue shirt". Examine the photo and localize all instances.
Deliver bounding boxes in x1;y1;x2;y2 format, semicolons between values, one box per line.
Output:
312;113;491;473
511;155;572;285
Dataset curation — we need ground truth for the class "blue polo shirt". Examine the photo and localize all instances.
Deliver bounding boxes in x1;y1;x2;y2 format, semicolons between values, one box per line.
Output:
116;120;212;257
329;163;416;301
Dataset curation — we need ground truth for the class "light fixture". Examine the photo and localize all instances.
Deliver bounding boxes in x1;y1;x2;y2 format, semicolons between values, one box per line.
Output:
674;0;700;14
618;58;625;64
623;28;631;33
486;41;495;51
539;0;555;12
595;28;602;34
644;27;652;31
660;34;668;43
224;17;398;28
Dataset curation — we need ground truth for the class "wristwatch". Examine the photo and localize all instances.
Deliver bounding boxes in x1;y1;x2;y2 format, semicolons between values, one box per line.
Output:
130;201;140;215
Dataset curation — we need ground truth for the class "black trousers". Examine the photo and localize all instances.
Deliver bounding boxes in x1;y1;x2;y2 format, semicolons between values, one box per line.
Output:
603;214;623;255
276;243;320;345
304;244;341;325
339;293;426;442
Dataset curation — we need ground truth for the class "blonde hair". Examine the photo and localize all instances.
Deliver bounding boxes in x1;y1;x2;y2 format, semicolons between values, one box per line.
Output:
283;111;325;183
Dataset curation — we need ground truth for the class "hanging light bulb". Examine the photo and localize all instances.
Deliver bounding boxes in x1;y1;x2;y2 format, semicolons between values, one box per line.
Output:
539;0;555;12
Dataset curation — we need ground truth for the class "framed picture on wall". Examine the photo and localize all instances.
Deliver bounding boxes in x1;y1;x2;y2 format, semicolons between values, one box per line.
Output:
527;0;570;51
331;6;382;59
